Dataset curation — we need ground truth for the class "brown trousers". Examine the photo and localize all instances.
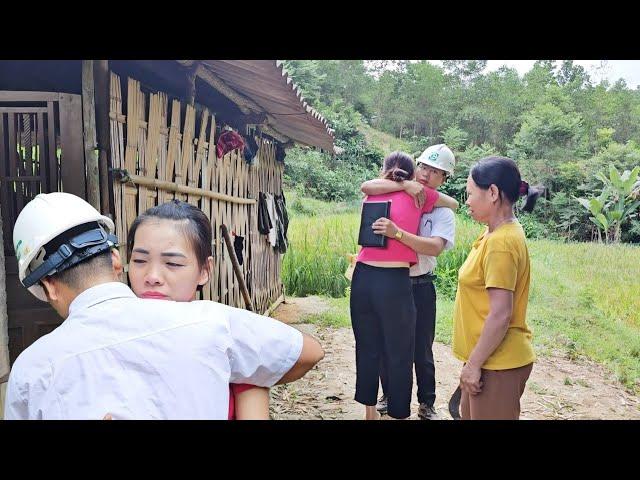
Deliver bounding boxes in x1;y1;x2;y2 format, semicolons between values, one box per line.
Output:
460;363;533;420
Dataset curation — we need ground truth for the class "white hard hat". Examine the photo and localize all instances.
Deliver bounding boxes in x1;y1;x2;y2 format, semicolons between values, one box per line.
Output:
13;192;115;301
416;144;456;175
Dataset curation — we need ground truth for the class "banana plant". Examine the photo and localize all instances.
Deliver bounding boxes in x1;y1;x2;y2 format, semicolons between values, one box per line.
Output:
576;187;610;242
576;164;640;243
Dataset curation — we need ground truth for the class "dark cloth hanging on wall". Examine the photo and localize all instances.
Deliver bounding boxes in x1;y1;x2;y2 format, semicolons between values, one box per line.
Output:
275;143;286;163
244;134;259;164
233;234;245;266
257;192;272;235
274;193;289;254
274;193;289;238
257;190;289;253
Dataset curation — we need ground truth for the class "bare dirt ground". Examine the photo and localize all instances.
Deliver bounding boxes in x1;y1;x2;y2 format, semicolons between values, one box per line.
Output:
269;297;640;420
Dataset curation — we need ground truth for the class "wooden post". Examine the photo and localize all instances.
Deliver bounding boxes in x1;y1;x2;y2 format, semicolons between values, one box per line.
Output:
82;60;100;210
58;94;86;199
94;60;113;216
186;65;197;107
0;203;9;382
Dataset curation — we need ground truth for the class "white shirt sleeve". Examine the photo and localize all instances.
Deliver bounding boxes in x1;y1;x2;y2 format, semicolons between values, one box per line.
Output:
430;208;456;250
4;369;29;420
224;306;303;387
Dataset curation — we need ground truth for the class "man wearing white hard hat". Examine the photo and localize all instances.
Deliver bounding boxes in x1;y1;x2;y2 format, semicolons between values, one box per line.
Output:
5;192;323;419
361;144;456;419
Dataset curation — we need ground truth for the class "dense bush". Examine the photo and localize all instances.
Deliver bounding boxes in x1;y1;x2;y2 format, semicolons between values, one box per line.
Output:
284;102;384;202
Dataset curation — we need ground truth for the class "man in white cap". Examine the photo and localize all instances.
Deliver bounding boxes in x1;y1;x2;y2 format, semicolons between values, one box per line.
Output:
361;144;456;419
4;192;324;419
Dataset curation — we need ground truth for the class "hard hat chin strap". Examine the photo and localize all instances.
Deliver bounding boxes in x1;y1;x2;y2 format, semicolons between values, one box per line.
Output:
22;227;119;289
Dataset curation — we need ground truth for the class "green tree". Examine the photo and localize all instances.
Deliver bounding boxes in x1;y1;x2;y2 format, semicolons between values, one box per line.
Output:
508;103;585;192
442;126;469;150
442;60;487;84
399;61;449;139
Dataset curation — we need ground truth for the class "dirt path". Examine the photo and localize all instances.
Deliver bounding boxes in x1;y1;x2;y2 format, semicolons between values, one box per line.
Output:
269;297;640;420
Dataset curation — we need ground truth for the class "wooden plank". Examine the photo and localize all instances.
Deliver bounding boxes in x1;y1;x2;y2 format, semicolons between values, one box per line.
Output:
0;91;61;102
145;93;161;176
137;88;149;214
20;114;34;202
58;94;86;198
94;60;113;216
190;108;209;205
179;104;195;202
0;113;13;250
6;113;23;215
110;72;129;266
0;108;48;113
0;175;44;182
46;102;57;192
82;60;100;210
7;114;17;182
157;93;168;205
211;130;221;302
166;99;181;190
36;112;46;197
200;132;211;301
124;78;140;173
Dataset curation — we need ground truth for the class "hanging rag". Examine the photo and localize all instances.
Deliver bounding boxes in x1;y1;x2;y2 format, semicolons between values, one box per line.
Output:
233;234;245;266
257;192;272;235
274;193;289;254
275;143;286;163
265;193;278;247
217;130;245;159
244;134;259;165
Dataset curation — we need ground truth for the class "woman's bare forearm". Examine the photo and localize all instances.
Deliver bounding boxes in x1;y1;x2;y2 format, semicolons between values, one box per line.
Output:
435;192;458;210
361;178;405;195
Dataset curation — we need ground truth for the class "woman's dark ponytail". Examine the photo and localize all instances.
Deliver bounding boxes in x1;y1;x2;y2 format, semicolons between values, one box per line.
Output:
471;156;544;213
381;151;415;182
519;180;543;213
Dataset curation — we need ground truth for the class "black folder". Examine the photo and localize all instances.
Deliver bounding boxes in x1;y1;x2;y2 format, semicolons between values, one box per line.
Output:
357;200;391;247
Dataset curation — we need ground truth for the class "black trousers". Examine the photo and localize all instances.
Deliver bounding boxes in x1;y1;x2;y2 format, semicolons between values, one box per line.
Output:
381;278;437;407
350;262;416;419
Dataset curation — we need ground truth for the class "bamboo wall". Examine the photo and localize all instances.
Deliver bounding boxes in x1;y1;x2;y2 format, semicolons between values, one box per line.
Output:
108;73;285;313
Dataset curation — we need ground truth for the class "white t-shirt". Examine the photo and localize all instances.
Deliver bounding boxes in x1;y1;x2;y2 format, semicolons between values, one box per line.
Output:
4;282;303;420
409;207;456;277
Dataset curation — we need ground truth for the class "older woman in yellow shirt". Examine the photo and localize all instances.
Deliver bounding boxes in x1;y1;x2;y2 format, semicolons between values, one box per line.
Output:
453;156;541;420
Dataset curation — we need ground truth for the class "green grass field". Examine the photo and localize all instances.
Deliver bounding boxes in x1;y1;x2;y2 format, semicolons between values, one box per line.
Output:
359;123;414;155
282;194;640;392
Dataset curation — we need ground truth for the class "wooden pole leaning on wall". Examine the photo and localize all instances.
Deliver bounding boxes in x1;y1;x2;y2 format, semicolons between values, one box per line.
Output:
220;224;253;311
112;170;256;205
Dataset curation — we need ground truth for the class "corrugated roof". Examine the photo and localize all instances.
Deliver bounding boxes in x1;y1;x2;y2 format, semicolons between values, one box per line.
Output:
194;60;335;152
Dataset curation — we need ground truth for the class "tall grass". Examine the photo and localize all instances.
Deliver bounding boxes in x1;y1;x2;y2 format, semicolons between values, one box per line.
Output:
433;214;483;299
283;194;482;300
359;123;414;155
282;212;359;297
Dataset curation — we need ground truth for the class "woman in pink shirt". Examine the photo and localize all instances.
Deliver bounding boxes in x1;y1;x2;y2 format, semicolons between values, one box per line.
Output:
351;151;457;420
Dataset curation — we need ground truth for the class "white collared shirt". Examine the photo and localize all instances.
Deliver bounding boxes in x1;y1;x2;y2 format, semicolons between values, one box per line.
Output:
409;207;456;277
4;282;302;420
